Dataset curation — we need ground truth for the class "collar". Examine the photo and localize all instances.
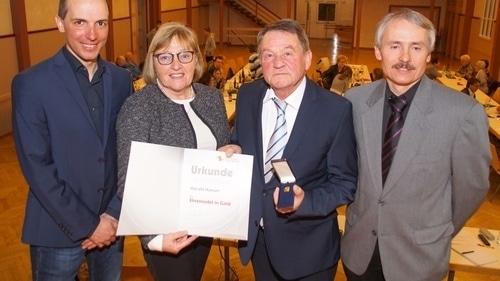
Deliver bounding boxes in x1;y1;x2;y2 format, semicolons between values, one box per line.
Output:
62;46;106;77
385;79;420;104
263;76;307;110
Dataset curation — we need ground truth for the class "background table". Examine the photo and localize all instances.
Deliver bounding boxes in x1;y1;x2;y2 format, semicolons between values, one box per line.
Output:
475;90;500;139
338;215;500;280
449;227;500;280
437;71;467;92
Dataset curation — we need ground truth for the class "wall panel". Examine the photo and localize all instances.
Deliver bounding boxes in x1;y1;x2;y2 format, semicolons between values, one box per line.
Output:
113;18;133;59
25;0;58;31
28;30;66;65
0;0;13;35
0;37;18;136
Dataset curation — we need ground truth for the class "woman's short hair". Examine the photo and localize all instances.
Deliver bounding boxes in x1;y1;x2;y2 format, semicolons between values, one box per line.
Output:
142;22;204;84
374;8;436;52
337;55;348;63
476;60;486;70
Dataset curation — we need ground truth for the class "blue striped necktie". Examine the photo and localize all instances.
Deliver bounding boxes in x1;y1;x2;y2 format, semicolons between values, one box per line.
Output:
264;98;288;183
381;95;408;185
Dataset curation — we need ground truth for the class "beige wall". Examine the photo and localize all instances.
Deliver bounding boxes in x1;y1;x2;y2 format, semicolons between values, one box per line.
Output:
25;0;59;31
358;0;448;49
0;0;13;35
28;31;66;65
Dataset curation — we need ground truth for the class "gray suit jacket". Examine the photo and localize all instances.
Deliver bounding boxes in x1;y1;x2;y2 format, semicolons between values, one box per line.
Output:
341;76;490;281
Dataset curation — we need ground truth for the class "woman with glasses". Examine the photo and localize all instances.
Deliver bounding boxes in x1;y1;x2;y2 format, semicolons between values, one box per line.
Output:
116;22;231;281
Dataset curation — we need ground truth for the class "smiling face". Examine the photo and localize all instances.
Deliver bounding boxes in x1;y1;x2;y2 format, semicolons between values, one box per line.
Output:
154;36;197;100
55;0;109;69
374;18;431;95
260;30;312;99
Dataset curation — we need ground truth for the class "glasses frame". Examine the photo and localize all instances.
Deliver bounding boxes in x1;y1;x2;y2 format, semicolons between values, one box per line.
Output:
153;51;195;65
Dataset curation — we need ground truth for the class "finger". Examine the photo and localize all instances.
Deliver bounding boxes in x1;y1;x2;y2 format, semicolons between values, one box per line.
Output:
172;231;189;240
273;187;280;205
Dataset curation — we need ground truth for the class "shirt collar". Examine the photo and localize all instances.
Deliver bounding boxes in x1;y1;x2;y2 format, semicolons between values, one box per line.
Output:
384;79;420;104
263;76;307;110
62;46;106;77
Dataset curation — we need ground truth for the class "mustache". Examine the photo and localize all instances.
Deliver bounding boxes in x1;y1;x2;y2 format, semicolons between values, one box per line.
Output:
392;62;416;70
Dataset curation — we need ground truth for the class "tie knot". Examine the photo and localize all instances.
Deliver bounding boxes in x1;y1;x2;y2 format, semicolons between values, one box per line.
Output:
388;96;408;112
272;97;287;113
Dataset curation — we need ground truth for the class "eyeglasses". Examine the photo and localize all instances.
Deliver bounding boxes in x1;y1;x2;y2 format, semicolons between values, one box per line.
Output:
153;51;195;65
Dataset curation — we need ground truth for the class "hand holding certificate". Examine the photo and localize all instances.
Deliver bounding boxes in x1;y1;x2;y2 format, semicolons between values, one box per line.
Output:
117;141;253;240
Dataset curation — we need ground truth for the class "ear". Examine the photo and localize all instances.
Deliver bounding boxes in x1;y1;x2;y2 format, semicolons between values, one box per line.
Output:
304;49;313;70
55;16;65;33
374;45;382;61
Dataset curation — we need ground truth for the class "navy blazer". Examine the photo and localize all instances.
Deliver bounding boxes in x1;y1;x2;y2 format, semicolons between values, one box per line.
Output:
12;49;132;247
231;78;357;279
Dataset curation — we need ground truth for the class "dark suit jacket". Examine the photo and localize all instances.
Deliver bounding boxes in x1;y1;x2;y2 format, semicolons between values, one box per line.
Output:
341;77;490;280
461;87;475;97
12;48;132;247
231;78;357;279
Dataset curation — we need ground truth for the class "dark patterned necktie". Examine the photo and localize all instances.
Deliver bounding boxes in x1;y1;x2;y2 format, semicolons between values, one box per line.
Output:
381;96;408;185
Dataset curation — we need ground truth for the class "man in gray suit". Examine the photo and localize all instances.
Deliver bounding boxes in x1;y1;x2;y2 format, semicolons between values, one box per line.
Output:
341;8;491;281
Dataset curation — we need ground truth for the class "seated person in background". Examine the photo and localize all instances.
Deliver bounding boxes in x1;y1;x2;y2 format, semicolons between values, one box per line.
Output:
460;77;480;98
198;67;213;86
481;58;499;95
206;55;224;77
248;44;262;80
330;67;353;95
455;54;475;79
370;67;384;81
211;68;225;90
116;55;133;80
482;58;491;79
115;55;126;67
318;55;352;90
124;51;143;81
424;56;442;80
475;60;489;94
199;64;225;91
316;57;330;74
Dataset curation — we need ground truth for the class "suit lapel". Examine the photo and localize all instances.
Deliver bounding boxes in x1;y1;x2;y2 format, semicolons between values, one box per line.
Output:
101;68;112;147
361;83;386;193
382;79;433;195
281;80;318;160
252;82;268;182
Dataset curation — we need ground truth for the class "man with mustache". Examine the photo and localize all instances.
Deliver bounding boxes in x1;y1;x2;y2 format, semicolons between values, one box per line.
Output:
340;9;490;281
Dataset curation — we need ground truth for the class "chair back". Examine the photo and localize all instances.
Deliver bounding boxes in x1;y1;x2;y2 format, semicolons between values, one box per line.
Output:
491;88;500;103
490;143;500;174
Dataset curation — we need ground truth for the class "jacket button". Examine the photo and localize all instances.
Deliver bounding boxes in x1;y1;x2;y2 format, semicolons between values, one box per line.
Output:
262;190;268;196
372;230;377;236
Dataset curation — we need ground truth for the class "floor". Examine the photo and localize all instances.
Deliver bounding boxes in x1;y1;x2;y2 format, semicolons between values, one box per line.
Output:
2;39;500;281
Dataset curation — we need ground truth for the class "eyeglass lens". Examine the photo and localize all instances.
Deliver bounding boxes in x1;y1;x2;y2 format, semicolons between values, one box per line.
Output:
156;51;194;65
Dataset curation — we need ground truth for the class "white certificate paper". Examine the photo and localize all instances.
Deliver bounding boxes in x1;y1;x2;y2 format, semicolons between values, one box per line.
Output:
117;141;253;240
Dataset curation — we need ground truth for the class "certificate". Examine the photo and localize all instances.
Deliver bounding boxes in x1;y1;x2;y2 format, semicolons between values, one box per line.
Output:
117;141;253;240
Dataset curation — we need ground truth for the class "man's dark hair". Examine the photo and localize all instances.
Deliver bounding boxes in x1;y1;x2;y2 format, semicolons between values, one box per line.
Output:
58;0;109;19
467;77;480;87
